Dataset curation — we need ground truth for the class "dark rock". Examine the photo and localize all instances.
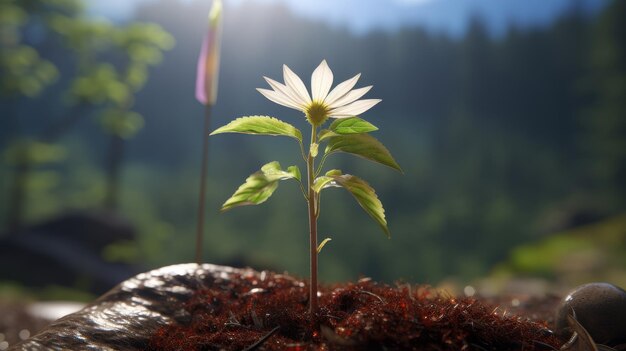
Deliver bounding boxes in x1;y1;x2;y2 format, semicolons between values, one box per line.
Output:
29;210;135;252
555;282;626;345
0;210;140;294
9;264;250;351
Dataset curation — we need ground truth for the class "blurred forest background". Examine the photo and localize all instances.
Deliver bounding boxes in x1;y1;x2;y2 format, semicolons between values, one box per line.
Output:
1;0;625;299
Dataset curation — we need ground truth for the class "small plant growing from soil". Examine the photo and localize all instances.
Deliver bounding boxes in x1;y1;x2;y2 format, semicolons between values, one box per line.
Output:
210;60;401;317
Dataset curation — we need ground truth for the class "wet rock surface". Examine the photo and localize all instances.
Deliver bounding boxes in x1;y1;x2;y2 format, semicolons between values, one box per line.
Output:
9;264;250;351
555;282;626;345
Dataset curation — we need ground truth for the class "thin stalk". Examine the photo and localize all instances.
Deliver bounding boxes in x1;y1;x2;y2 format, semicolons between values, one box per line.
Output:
315;192;321;219
299;141;308;164
307;125;319;318
195;105;213;264
298;181;308;201
314;153;330;178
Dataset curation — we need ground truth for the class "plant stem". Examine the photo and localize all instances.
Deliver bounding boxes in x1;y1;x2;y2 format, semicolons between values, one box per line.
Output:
195;105;213;264
104;134;125;210
307;125;319;318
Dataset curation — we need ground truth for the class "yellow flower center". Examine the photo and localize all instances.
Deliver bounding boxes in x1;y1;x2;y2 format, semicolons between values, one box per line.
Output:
305;101;330;127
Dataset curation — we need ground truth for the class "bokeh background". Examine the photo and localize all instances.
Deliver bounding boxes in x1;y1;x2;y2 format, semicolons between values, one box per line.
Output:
1;0;625;303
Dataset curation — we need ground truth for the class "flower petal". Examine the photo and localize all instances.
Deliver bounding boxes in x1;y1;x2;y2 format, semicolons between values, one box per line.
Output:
283;64;312;105
264;77;305;109
328;86;372;109
324;73;360;106
195;0;223;105
257;88;302;110
329;99;381;117
311;60;333;102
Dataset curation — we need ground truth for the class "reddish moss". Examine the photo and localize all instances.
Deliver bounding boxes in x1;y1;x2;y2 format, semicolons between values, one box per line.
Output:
147;272;562;350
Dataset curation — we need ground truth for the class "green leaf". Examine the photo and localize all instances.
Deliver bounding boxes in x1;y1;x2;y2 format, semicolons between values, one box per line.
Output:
313;169;342;193
100;110;144;139
318;174;391;238
210;116;302;143
221;162;300;211
287;165;301;182
260;161;301;182
318;118;377;142
3;140;66;165
317;129;337;142
324;134;402;172
317;238;332;254
222;173;277;211
329;117;378;134
313;176;334;193
310;143;319;157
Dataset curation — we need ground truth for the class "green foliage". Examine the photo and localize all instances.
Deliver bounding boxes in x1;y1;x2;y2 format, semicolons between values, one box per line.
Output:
99;109;145;139
1;3;46;95
328;117;379;135
312;169;340;192
102;240;140;263
0;45;59;96
580;1;626;207
0;281;94;302
317;238;332;253
221;161;302;211
71;64;130;105
323;134;402;173
318;117;379;141
213;61;399;316
509;236;591;276
494;214;626;287
211;116;303;144
43;4;175;143
0;3;27;27
314;171;390;238
124;63;148;91
116;23;175;67
3;140;66;165
48;12;174;103
61;22;174;108
1;0;174;129
0;0;175;240
213;64;399;272
48;15;114;52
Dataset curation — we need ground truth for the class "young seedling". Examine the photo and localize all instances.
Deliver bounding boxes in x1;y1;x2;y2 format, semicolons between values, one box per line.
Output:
211;60;401;318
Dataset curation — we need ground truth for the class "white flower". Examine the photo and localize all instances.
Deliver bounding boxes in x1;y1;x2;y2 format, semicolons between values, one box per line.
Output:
257;60;381;126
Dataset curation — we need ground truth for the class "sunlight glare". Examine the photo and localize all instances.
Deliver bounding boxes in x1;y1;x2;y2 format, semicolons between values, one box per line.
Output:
392;0;437;5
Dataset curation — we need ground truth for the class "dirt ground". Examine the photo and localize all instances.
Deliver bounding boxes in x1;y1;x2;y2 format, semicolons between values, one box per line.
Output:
0;300;87;350
0;302;50;350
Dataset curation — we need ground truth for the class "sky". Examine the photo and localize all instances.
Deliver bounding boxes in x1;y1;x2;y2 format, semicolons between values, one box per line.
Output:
87;0;609;36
